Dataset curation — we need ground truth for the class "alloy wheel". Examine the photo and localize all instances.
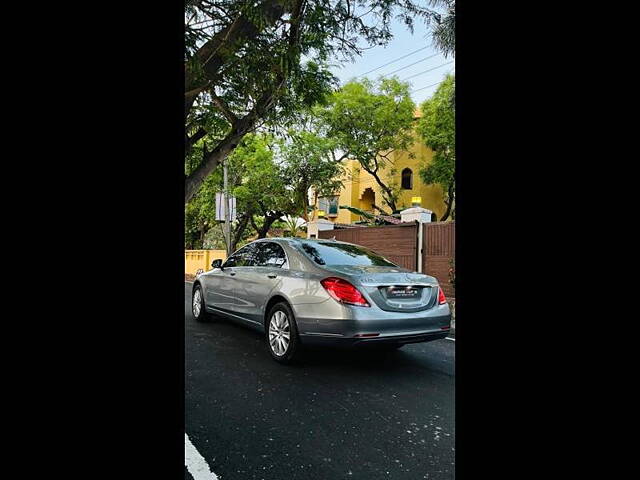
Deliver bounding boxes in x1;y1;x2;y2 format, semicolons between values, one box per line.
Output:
268;311;290;356
193;289;202;318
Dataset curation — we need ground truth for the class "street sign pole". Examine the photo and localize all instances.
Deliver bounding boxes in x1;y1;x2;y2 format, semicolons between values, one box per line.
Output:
223;160;231;257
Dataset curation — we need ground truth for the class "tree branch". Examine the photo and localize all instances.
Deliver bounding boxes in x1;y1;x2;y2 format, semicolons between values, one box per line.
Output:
372;203;391;216
250;214;260;232
186;128;208;157
363;165;397;212
185;1;289;89
184;1;291;121
185;83;211;101
210;91;238;123
185;0;305;203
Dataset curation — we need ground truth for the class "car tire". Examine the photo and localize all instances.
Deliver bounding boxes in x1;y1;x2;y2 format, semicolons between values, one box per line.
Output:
266;302;300;364
192;284;212;323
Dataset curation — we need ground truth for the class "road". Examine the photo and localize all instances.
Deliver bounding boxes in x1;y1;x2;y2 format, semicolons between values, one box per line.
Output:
185;282;455;480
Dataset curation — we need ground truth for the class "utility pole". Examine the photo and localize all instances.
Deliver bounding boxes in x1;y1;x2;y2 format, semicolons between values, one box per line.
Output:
223;159;231;257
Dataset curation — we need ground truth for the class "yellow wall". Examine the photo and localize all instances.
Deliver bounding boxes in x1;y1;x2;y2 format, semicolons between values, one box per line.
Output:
332;131;448;224
185;250;227;275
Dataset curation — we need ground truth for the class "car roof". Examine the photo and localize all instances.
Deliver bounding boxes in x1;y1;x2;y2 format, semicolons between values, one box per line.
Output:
256;237;349;246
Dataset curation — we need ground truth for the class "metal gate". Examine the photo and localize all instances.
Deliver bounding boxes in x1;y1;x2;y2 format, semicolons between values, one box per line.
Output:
422;221;455;297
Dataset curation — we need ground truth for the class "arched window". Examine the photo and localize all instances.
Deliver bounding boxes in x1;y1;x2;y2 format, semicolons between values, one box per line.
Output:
401;168;413;190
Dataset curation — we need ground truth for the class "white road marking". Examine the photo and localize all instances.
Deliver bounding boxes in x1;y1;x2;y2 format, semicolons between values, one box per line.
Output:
185;433;219;480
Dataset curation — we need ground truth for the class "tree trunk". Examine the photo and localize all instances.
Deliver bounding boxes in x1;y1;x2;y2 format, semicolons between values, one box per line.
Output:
256;212;283;238
299;188;309;223
372;204;391;216
312;190;319;220
230;213;251;252
184;0;303;202
185;70;289;203
365;167;397;212
185;127;246;202
440;182;455;221
185;128;207;158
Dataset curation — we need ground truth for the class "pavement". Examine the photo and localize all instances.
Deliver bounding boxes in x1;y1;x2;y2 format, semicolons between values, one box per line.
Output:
185;282;455;480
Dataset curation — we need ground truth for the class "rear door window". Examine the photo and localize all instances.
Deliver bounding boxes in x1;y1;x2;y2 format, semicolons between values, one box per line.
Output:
253;242;287;268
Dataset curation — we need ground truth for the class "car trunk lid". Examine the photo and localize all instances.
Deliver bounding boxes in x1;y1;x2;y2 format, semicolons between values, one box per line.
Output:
325;265;439;312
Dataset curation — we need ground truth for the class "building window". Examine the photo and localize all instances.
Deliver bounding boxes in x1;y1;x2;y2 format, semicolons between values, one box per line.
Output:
401;168;413;190
318;196;339;217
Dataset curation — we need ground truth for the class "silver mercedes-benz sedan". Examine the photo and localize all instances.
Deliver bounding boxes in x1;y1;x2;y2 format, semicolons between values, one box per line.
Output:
191;238;452;364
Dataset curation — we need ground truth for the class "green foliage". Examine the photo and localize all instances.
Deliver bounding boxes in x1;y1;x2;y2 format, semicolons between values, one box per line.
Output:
339;205;394;226
425;1;455;58
417;74;455;220
316;77;415;212
202;225;227;250
227;131;343;232
184;127;346;248
184;174;220;249
184;1;442;200
339;205;375;220
282;215;302;238
227;134;289;217
279;129;345;220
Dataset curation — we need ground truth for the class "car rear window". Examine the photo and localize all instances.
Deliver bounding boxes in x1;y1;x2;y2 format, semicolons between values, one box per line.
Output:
299;242;397;267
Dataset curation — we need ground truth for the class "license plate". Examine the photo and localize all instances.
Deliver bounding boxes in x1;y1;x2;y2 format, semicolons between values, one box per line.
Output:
387;286;419;299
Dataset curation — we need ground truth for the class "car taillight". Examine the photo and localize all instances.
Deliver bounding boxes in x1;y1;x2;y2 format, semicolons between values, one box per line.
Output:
438;287;447;305
320;277;370;307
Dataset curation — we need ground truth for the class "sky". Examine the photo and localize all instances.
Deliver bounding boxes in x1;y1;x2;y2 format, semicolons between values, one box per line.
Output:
328;17;454;106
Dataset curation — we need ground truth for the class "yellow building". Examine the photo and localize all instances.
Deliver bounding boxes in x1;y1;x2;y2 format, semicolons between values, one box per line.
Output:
317;112;448;224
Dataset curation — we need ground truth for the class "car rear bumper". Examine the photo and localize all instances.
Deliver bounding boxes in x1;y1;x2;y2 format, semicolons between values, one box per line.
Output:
292;297;452;347
299;328;451;347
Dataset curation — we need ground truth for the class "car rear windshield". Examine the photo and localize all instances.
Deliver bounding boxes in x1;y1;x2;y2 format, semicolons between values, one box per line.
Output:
299;242;397;267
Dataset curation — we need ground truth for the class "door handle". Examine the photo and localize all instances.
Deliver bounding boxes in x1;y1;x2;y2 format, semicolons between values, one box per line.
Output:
267;274;277;279
229;272;236;276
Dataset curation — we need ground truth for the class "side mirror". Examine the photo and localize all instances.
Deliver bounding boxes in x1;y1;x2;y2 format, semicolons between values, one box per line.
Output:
211;259;223;269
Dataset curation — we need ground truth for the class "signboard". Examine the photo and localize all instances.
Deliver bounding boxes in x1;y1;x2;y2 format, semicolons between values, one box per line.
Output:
215;192;237;221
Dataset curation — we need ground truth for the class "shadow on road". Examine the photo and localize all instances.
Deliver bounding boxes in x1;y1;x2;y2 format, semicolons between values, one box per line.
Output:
188;313;453;378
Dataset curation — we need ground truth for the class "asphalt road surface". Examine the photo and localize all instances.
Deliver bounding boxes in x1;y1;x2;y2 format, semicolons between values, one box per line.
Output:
185;282;455;480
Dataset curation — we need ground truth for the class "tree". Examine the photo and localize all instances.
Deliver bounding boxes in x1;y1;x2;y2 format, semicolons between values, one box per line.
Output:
426;0;455;58
185;136;263;252
316;77;415;213
229;134;291;240
185;173;219;249
185;128;345;249
184;1;442;203
417;74;455;220
279;129;345;222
